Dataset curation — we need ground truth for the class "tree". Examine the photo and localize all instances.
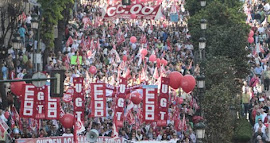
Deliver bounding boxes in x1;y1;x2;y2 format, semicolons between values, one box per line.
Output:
186;0;250;142
0;0;24;110
185;0;243;16
38;0;74;49
0;0;24;47
54;2;74;53
204;82;235;143
187;0;250;87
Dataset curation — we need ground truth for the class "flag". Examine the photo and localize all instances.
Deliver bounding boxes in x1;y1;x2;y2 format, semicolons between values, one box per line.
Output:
112;117;119;137
76;55;80;65
153;67;159;79
66;36;73;47
11;106;19;123
182;114;187;131
80;36;85;51
124;68;131;79
188;60;193;70
170;1;177;13
97;38;100;51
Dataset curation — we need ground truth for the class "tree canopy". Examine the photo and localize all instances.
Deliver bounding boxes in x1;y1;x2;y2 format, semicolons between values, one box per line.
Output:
38;0;74;49
186;0;250;142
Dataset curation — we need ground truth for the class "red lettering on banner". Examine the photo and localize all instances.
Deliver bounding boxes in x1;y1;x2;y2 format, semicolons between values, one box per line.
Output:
34;87;47;119
73;77;85;121
104;4;162;21
91;83;106;117
114;78;127;124
20;84;35;118
45;86;60;120
158;77;170;126
143;85;158;122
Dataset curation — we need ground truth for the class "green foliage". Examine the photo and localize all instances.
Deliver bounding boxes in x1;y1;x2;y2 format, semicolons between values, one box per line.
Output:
204;82;235;143
187;0;251;142
38;0;74;48
204;56;236;91
233;118;253;142
188;0;250;86
185;0;243;16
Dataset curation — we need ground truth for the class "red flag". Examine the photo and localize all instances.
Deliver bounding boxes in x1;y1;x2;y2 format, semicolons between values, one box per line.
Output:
11;106;19;123
124;68;131;79
182;114;187;131
188;60;193;70
153;67;159;79
66;36;73;47
112;117;119;137
76;55;80;65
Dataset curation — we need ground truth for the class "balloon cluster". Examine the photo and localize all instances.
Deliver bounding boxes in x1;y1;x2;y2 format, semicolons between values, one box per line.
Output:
169;72;196;93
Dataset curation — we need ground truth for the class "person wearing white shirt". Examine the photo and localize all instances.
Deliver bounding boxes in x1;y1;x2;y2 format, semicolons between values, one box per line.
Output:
169;133;179;143
254;119;267;134
62;128;73;136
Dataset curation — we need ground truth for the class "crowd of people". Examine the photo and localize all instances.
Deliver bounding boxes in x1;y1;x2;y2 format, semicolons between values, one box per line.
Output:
242;0;270;143
1;0;254;143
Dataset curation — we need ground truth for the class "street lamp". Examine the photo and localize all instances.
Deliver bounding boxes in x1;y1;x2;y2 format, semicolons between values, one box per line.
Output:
200;0;206;7
199;37;206;50
12;33;21;50
196;74;205;89
194;122;206;142
200;19;207;30
31;14;39;30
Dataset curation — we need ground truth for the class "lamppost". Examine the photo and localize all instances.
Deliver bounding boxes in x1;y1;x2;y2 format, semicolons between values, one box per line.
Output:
199;37;206;60
31;13;39;72
200;19;207;30
12;33;22;78
200;0;206;7
196;74;205;116
194;122;206;143
195;1;207;142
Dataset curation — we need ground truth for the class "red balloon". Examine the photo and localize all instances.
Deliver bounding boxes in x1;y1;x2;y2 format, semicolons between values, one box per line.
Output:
169;71;183;89
4;111;9;119
161;59;168;66
131;92;142;105
89;66;97;74
180;75;196;93
248;36;254;44
141;48;148;56
60;113;74;129
123;55;128;61
10;78;26;96
149;54;156;62
131;14;136;19
249;30;254;37
130;36;137;43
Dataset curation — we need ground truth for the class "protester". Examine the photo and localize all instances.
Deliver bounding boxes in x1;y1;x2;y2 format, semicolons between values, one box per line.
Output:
1;0;215;143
